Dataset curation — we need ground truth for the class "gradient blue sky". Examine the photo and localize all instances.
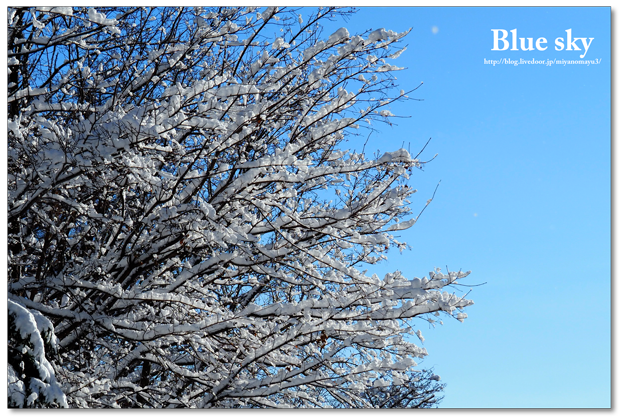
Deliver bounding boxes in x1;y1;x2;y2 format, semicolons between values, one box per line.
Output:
320;6;610;408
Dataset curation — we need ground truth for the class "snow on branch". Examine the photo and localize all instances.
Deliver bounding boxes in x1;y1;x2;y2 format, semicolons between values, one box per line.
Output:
8;6;472;408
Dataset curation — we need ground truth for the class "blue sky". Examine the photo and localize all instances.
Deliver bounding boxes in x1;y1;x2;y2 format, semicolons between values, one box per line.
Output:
320;7;610;408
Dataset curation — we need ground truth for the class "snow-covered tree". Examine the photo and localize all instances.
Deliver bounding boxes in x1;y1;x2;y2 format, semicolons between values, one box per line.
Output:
354;368;446;408
8;6;473;408
8;300;68;408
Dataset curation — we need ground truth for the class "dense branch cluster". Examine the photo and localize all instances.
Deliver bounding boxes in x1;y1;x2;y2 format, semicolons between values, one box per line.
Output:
8;6;473;408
